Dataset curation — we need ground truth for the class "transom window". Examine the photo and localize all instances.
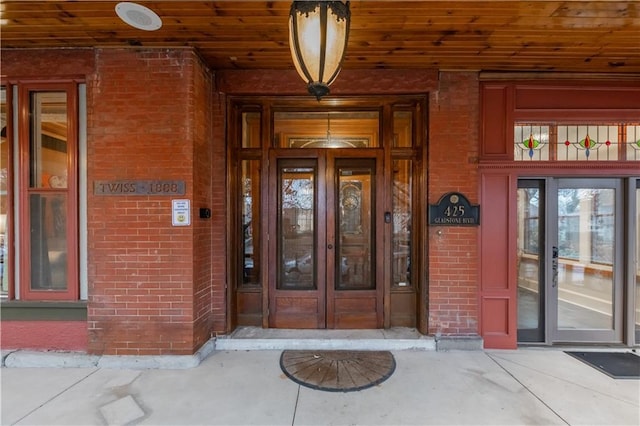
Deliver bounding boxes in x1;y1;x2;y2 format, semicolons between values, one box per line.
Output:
514;123;640;161
274;111;379;148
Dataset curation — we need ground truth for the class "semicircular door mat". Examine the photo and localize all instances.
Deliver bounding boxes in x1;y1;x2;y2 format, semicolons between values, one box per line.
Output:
280;350;396;392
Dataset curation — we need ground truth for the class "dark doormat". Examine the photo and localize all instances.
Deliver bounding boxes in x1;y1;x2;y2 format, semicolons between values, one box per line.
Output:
565;351;640;379
280;350;396;392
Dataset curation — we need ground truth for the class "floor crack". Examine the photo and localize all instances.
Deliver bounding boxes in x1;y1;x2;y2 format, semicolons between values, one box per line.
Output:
485;352;571;425
291;384;301;426
10;368;101;425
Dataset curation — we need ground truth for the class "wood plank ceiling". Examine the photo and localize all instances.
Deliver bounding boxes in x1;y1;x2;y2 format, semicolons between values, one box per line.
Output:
1;1;640;74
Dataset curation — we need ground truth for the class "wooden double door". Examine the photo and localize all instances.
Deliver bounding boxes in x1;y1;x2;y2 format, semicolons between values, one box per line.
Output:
268;149;384;328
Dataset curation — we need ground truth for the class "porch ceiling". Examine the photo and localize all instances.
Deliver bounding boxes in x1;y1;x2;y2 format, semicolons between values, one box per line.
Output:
1;1;640;74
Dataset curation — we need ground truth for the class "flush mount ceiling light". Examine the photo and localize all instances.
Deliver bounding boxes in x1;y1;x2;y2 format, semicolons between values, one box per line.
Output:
115;2;162;31
289;1;351;100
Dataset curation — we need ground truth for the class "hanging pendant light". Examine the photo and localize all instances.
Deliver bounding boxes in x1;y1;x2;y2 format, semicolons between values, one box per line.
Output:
289;1;351;100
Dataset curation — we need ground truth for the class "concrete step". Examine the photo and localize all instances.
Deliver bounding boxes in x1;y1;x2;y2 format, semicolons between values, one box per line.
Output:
214;327;437;351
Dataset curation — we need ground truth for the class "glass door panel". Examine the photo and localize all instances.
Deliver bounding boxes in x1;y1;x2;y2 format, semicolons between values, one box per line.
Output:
552;179;622;343
270;156;325;329
392;160;412;288
336;160;374;291
278;165;316;290
635;182;640;342
1;86;9;297
517;181;545;342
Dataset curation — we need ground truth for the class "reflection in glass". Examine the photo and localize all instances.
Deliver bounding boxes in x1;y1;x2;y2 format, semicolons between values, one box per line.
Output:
30;92;68;189
1;86;8;296
29;194;68;291
517;187;542;330
28;91;69;292
392;160;411;288
557;188;615;330
274;111;378;148
337;161;374;291
242;112;261;148
393;111;412;147
241;160;261;287
636;186;640;337
278;165;315;290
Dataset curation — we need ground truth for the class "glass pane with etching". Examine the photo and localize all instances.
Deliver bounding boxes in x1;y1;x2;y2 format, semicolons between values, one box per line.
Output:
274;111;379;148
557;187;615;330
30;92;68;189
557;125;619;161
279;165;315;290
29;193;68;291
392;160;411;288
514;125;550;161
241;160;261;287
337;161;374;290
626;125;640;161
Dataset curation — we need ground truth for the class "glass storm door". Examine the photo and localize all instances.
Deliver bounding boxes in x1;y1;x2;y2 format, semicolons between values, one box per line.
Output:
268;150;383;329
517;178;624;344
551;179;623;343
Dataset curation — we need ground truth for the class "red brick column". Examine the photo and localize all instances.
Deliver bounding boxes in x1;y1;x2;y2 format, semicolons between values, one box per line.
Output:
427;72;480;337
87;49;214;355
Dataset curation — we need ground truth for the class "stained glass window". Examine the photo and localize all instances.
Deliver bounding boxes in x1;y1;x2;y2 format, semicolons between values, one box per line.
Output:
514;123;640;161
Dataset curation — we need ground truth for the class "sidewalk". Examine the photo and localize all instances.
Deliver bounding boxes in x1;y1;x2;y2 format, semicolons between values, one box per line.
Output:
2;348;638;425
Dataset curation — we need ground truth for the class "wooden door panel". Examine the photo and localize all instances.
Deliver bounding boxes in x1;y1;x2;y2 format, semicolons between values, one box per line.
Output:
268;150;383;329
272;294;323;328
333;294;380;329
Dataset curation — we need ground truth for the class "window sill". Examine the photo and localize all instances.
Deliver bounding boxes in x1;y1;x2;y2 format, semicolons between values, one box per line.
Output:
0;300;87;321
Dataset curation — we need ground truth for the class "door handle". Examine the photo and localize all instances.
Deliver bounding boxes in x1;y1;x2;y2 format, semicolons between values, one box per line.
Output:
552;246;559;288
327;244;333;250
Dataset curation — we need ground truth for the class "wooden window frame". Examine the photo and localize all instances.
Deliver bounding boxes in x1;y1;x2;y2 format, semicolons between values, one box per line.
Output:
18;82;79;301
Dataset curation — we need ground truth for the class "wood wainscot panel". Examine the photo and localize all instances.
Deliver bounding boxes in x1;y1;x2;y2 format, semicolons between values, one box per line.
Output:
237;290;262;326
480;174;511;290
390;291;417;327
479;172;517;349
482;294;517;350
272;295;320;329
514;85;640;111
481;297;510;335
333;295;378;329
480;84;512;159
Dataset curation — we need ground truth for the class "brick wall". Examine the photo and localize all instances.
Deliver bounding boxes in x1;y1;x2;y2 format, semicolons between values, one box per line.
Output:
190;53;216;349
3;47;482;353
1;321;88;351
87;49;213;355
427;72;480;336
